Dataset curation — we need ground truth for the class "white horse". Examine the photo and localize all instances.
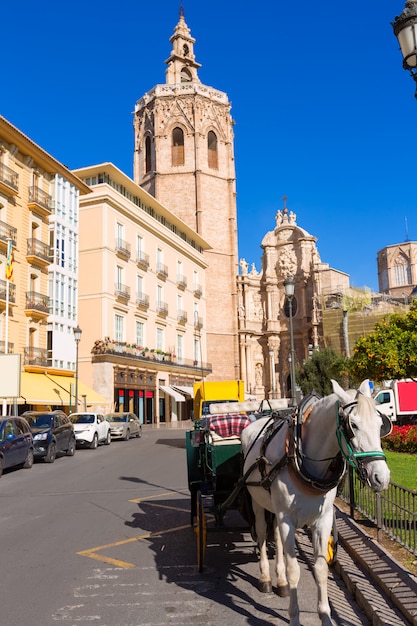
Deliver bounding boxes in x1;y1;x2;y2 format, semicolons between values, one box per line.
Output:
241;379;391;626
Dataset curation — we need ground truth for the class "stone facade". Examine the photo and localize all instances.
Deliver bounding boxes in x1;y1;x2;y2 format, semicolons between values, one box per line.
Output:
238;206;350;400
377;241;417;298
133;10;239;382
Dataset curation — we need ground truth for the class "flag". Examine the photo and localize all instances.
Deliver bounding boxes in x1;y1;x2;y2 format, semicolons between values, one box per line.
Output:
5;240;14;282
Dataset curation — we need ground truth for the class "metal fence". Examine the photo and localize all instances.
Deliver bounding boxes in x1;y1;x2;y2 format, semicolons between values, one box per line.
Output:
338;467;417;557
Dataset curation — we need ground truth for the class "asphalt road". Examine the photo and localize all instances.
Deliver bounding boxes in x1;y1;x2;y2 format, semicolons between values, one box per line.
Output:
0;424;371;626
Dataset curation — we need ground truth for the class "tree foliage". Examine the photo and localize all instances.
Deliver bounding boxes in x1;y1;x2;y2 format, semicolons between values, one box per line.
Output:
348;301;417;383
296;347;348;397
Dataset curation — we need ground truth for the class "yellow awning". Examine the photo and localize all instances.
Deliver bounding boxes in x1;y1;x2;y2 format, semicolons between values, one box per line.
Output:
20;372;108;408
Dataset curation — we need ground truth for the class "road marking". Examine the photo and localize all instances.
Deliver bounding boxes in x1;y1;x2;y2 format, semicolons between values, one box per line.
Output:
77;492;190;568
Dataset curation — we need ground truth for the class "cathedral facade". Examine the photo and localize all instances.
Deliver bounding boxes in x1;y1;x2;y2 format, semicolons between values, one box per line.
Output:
133;9;239;381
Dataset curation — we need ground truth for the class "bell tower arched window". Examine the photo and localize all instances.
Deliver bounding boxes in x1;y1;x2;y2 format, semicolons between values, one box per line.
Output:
172;127;184;166
145;136;152;173
208;131;218;169
180;67;192;82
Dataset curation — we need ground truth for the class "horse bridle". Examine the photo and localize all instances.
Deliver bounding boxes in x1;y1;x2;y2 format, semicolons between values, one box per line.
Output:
336;400;390;485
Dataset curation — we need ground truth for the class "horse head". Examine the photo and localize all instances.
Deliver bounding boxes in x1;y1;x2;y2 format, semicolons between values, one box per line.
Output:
332;379;391;492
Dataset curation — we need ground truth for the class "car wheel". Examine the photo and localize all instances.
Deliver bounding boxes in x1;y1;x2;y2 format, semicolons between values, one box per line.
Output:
137;426;142;438
105;430;111;445
90;433;98;449
124;429;130;441
0;456;4;478
66;437;76;456
45;442;56;463
23;449;34;469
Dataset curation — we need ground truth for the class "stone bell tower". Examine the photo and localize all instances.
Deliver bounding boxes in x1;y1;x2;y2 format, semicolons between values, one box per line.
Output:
133;8;239;381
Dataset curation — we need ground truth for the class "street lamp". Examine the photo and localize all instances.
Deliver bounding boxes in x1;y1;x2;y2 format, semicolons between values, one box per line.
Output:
73;325;82;410
392;0;417;97
283;276;297;406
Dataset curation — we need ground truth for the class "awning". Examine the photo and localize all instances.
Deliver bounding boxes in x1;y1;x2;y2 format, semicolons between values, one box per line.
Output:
171;385;194;397
159;385;185;402
20;372;108;407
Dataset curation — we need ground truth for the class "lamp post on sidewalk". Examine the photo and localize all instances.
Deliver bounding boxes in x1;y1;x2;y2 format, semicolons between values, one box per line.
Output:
73;325;82;411
392;1;417;97
284;276;297;406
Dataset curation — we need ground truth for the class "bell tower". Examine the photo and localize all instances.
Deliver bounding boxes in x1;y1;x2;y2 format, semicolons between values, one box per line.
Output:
133;8;239;381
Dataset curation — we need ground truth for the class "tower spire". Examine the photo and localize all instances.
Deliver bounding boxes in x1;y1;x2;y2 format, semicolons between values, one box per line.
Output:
165;7;201;84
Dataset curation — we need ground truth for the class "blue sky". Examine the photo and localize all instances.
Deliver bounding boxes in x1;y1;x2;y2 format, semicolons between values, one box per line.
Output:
2;0;415;291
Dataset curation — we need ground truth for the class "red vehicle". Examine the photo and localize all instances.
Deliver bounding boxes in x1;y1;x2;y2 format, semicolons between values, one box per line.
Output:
373;379;417;425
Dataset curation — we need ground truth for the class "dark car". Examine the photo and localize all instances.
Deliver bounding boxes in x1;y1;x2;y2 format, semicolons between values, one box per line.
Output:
22;410;76;463
0;416;34;477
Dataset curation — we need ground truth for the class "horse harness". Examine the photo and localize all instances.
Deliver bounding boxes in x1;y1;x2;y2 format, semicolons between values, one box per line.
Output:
242;391;388;495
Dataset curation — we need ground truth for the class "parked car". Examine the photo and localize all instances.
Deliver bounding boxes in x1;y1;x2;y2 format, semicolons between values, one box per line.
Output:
22;410;76;463
105;412;142;440
0;416;34;477
69;412;111;448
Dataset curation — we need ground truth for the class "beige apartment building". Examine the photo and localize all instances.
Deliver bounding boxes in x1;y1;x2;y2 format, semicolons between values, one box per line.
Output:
0;116;105;412
74;163;211;424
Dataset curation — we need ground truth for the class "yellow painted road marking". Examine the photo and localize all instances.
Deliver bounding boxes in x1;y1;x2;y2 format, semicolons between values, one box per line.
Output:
77;492;190;568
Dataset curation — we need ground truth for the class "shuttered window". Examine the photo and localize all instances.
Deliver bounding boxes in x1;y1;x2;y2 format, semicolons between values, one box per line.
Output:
172;127;184;166
208;131;218;169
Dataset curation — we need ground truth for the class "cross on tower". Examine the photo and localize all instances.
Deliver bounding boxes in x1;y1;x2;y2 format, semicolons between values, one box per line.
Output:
282;196;288;210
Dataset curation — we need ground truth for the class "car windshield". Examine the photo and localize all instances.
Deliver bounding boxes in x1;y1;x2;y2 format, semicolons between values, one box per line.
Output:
24;414;53;428
106;414;128;423
70;414;94;424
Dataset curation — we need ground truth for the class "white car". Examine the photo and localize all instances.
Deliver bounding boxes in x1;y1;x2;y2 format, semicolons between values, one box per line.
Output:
69;413;111;449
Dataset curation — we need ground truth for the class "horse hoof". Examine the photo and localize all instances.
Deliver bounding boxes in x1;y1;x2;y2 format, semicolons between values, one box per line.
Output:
277;584;290;597
259;581;273;593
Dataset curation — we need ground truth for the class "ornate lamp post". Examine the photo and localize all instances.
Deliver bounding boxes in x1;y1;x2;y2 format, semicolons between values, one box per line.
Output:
392;1;417;97
283;277;297;406
73;325;82;411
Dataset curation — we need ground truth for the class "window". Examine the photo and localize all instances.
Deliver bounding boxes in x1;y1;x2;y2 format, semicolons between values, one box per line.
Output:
136;321;144;347
172;127;184;166
116;222;124;248
208;131;218;169
137;275;143;298
181;67;192;82
145;136;152;173
394;255;411;287
177;334;184;364
156;328;164;352
157;285;163;307
115;315;124;342
137;235;144;258
194;337;200;364
116;266;123;290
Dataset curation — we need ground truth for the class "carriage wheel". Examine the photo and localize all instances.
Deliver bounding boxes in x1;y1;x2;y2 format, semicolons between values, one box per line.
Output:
195;490;207;572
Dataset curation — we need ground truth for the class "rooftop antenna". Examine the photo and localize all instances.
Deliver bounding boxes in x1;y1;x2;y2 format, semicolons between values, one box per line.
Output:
405;216;410;242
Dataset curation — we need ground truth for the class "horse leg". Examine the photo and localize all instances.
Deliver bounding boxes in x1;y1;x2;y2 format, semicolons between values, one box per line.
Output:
252;500;272;593
272;516;289;596
279;520;301;626
312;516;334;626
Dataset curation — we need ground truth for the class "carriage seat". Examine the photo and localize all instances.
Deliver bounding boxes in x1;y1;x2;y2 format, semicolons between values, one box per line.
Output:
208;413;252;440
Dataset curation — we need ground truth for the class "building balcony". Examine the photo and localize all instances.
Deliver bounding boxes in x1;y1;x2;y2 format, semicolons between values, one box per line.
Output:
177;310;188;324
24;346;48;367
194;316;203;329
0;280;16;308
177;275;187;290
115;238;131;260
25;291;50;319
136;252;150;270
27;238;52;267
136;292;149;310
156;263;168;280
115;283;130;303
28;185;52;217
193;284;203;297
0;221;17;249
0;163;19;197
156;301;168;317
0;340;14;354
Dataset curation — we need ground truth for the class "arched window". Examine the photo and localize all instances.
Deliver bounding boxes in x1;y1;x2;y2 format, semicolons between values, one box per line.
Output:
145;136;152;173
208;131;218;169
183;44;189;57
172;127;184;166
181;67;192;83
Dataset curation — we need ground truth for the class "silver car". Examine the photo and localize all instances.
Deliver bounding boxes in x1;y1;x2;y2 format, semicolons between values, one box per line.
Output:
105;412;142;440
